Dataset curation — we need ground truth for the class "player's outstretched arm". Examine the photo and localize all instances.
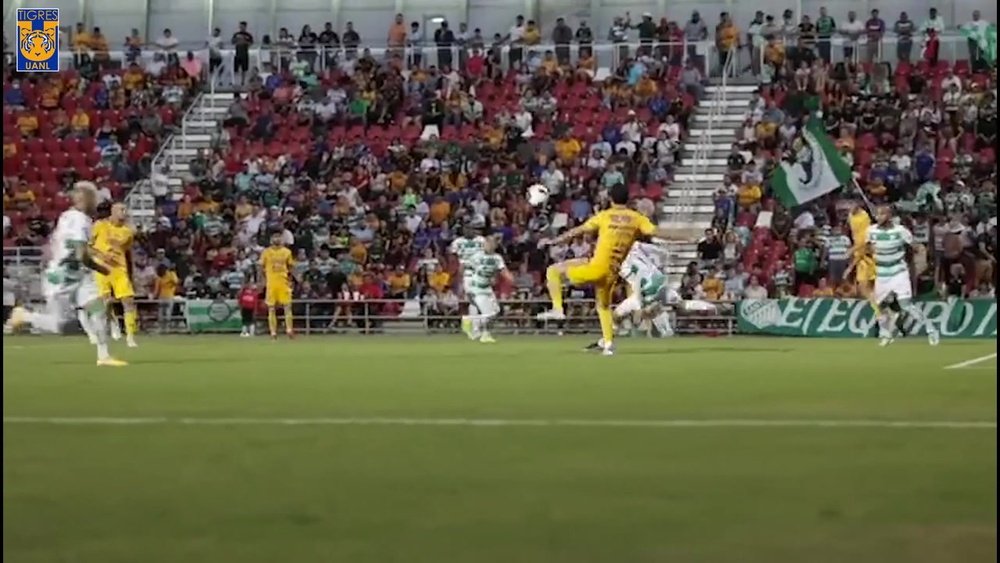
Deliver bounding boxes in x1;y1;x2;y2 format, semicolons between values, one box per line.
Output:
538;222;594;248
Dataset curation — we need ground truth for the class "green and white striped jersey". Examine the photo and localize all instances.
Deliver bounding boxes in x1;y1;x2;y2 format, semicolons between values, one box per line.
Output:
867;224;913;278
45;209;92;286
449;236;486;277
467;252;506;295
822;234;852;261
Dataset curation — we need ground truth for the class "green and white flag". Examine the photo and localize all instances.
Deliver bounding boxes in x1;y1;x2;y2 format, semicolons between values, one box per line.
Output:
771;118;853;207
184;299;243;333
961;23;997;64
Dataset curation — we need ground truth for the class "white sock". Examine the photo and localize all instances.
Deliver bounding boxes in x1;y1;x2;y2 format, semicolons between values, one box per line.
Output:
77;309;98;341
652;312;674;336
902;302;935;333
88;309;111;360
877;312;894;339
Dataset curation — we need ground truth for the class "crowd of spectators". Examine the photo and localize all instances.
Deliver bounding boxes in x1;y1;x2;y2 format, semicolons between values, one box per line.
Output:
3;9;998;321
63;14;701;319
3;26;204;247
698;8;997;301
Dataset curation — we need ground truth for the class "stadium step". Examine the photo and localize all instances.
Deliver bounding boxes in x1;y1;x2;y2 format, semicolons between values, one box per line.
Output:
705;84;757;94
673;173;724;183
698;99;751;108
679;142;732;152
684;158;728;167
692;113;746;123
661;204;716;214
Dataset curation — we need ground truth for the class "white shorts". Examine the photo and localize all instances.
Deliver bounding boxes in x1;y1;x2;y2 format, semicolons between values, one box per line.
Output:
469;292;500;318
873;270;913;304
43;274;100;309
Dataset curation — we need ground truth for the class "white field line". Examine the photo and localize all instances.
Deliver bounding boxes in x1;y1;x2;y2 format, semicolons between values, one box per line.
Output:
1;416;995;430
944;353;998;370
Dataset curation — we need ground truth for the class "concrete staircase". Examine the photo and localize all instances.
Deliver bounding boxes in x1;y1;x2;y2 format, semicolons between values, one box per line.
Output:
125;92;230;228
659;80;756;275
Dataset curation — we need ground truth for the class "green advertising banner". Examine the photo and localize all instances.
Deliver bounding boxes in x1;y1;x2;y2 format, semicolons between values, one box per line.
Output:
184;299;243;333
737;298;997;338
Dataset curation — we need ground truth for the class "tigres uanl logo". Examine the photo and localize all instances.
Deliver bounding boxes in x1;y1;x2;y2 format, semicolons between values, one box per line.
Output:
16;9;60;72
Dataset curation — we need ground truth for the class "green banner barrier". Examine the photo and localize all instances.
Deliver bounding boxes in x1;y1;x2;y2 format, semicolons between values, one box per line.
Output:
737;298;997;338
184;299;243;333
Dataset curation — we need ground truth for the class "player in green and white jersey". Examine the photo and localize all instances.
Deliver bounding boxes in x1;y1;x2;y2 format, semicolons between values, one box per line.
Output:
5;183;127;366
461;236;513;343
866;205;940;347
449;224;487;339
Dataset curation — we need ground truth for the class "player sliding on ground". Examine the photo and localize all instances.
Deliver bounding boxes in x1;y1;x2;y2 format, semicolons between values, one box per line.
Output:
867;205;940;347
536;184;673;356
582;240;716;349
91;202;139;348
259;233;295;340
5;182;127;367
461;235;513;343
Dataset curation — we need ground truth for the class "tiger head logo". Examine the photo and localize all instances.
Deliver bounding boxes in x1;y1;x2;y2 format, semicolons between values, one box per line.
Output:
19;26;57;62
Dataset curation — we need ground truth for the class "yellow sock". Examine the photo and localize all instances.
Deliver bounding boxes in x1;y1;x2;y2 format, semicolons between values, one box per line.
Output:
284;309;294;334
596;306;615;345
124;309;137;336
868;296;880;316
268;309;278;335
546;267;564;311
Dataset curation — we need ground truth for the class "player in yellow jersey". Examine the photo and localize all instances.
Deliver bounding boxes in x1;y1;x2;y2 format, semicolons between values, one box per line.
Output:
845;203;878;313
91;202;139;347
259;233;295;339
537;184;663;355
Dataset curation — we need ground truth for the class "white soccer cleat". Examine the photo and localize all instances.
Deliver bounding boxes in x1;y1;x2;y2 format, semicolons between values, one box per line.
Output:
536;309;566;321
479;333;497;344
240;331;250;338
601;346;615;356
126;335;138;348
928;330;940;346
110;322;123;341
96;358;128;367
878;337;894;347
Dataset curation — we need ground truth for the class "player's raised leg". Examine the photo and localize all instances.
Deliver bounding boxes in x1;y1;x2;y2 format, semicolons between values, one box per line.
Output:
538;258;589;320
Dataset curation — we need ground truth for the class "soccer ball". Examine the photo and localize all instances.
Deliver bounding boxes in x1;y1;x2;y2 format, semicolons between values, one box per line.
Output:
527;184;549;207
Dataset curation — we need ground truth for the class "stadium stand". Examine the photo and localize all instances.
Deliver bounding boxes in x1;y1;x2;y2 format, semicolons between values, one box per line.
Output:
3;9;997;311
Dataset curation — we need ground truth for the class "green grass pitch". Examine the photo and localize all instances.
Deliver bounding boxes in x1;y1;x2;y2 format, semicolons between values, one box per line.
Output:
3;335;997;563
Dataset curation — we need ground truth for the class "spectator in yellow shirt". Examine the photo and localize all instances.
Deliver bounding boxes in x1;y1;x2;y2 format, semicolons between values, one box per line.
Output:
522;21;541;45
702;269;725;300
70;109;91;136
428;266;451;293
429;198;451;225
716;16;740;60
123;63;145;92
634;74;658;104
764;38;785;66
386;265;411;298
16;114;39;137
540;51;560;76
737;183;762;209
554;135;582;162
813;277;835;296
12;182;36;209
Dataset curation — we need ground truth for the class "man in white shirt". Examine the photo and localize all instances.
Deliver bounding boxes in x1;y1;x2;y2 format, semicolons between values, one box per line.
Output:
620;111;644;146
963;10;990;69
156;28;180;64
840;11;865;60
539;161;565;197
921;8;945;34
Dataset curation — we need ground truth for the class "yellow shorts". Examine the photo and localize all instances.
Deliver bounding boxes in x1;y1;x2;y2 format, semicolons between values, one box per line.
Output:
566;261;616;308
856;259;876;283
96;268;135;299
265;284;292;307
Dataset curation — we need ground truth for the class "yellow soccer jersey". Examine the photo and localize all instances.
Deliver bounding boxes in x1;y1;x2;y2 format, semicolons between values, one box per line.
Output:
260;246;293;289
91;219;134;269
581;207;656;272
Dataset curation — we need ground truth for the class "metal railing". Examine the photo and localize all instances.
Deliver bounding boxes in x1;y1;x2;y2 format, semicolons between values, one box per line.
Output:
107;297;738;336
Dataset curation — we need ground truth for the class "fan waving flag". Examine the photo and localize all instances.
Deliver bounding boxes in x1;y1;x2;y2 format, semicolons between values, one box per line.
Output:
961;23;997;64
771;118;853;207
